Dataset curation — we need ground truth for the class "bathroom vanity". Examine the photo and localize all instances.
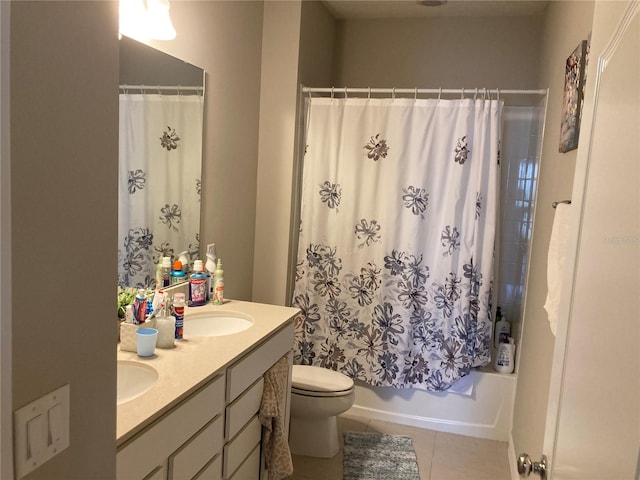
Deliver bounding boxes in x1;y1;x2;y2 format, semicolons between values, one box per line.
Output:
116;301;298;480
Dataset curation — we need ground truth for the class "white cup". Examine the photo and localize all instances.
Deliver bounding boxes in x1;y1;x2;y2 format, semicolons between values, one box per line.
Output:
136;328;158;357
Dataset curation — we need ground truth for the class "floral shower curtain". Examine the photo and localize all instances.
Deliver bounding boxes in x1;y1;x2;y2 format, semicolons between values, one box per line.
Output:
292;96;502;391
118;94;203;288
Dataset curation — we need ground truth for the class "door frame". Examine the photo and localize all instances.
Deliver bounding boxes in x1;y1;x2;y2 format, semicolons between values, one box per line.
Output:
541;1;640;476
0;1;13;479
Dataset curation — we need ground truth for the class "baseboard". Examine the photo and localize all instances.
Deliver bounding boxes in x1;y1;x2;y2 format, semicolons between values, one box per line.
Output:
508;434;520;480
347;404;507;442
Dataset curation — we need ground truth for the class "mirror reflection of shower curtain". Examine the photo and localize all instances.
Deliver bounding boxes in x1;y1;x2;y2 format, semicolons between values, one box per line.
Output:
292;97;502;391
118;94;203;288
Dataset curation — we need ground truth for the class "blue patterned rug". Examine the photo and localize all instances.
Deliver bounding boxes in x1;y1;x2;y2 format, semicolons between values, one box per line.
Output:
343;432;421;480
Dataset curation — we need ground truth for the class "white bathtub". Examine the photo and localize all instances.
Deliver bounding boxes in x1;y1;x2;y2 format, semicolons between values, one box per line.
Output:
346;367;516;442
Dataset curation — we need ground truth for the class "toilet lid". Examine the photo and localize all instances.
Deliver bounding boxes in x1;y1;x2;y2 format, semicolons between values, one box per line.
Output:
292;365;354;393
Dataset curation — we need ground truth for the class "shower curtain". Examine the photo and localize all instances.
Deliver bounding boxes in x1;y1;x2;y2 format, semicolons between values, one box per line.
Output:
292;96;502;391
118;94;203;288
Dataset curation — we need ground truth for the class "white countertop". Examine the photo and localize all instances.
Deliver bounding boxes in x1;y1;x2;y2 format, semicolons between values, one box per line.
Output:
116;300;299;446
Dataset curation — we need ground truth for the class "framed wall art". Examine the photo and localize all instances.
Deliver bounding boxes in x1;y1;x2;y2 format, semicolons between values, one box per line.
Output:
559;39;588;153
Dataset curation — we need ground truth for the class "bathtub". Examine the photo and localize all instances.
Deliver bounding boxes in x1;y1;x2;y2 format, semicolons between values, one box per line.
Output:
346;367;516;442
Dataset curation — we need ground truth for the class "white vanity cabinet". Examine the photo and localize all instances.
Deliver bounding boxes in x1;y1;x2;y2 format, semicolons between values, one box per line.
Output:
116;374;226;480
117;321;294;480
222;322;293;479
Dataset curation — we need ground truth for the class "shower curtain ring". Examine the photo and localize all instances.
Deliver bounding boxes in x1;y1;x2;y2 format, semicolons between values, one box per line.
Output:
331;87;335;100
368;86;371;99
438;88;442;100
474;88;478;100
461;88;464;99
392;87;396;100
414;87;418;100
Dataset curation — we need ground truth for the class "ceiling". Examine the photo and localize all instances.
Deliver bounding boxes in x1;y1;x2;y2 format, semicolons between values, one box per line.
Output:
322;0;549;20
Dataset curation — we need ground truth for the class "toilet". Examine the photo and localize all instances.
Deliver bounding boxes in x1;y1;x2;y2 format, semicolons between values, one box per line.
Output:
289;365;355;458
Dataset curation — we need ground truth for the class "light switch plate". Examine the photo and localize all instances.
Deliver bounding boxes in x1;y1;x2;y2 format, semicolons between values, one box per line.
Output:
14;384;70;479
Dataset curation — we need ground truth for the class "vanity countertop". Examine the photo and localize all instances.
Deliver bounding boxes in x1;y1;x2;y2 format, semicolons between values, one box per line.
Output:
116;300;299;446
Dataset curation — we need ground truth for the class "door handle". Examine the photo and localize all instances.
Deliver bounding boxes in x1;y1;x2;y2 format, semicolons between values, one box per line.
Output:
517;453;548;479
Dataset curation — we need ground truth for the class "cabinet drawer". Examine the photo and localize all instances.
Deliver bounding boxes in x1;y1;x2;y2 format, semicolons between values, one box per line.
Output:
142;464;166;480
117;374;226;480
225;377;263;440
228;444;260;480
194;454;222;480
170;415;223;480
227;322;294;401
223;415;262;479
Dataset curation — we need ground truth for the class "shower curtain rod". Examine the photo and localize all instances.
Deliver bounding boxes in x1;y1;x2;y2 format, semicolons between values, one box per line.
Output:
119;84;203;94
301;86;547;96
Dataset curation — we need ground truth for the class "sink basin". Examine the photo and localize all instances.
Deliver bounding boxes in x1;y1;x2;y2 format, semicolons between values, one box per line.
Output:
117;361;159;405
185;311;254;337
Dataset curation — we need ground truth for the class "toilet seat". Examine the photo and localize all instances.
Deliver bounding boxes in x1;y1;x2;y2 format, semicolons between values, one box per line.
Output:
292;365;354;397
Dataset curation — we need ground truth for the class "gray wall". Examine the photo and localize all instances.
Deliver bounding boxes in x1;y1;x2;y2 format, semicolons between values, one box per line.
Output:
334;16;543;89
146;1;265;301
512;0;595;459
10;2;119;478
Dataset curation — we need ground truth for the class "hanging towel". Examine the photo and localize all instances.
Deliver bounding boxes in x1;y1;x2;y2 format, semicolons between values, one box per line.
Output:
259;355;293;480
543;203;571;336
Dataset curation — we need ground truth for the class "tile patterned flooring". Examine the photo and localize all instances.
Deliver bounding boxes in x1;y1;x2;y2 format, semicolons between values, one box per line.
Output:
289;412;511;480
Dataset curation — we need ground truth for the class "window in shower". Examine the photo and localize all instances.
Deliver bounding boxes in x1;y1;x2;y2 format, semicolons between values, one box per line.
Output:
497;105;545;352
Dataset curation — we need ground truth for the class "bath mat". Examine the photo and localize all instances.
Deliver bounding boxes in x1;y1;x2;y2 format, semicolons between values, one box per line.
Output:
343;432;420;480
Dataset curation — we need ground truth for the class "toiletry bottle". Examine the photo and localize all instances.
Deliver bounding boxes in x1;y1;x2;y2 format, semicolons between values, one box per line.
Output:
172;293;185;339
189;260;208;306
212;259;224;305
161;256;172;288
170;260;187;285
178;251;190;275
495;336;515;374
125;304;134;324
155;258;164;290
205;252;216;301
151;289;165;316
132;289;148;325
155;301;176;349
494;306;511;348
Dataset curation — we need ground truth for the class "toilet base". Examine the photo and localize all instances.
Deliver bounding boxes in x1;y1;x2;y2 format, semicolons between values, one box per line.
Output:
289;415;340;458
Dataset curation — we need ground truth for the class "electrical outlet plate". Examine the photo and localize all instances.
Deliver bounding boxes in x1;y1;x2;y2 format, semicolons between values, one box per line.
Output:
14;384;70;479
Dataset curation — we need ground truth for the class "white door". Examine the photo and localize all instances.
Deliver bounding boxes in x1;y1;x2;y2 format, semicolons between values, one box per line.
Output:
520;1;640;479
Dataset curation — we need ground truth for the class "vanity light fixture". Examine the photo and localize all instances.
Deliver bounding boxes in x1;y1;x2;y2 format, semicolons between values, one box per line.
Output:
119;0;177;41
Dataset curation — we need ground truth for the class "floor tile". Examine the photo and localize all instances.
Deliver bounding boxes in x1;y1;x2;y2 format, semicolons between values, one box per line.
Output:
288;413;511;480
429;431;510;480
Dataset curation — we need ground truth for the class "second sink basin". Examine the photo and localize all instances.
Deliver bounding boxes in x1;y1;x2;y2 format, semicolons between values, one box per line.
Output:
185;311;254;337
117;361;159;405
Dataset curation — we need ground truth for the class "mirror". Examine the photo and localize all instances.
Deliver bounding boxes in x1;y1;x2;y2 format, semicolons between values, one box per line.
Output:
117;36;205;289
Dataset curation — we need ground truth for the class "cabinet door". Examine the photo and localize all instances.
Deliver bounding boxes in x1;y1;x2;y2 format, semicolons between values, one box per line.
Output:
170;416;224;480
223;416;262;479
193;455;222;480
228;445;260;480
142;464;167;480
117;374;225;480
226;323;294;401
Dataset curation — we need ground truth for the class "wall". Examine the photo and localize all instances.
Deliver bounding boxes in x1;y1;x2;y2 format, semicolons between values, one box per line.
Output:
0;2;11;477
334;16;542;89
147;1;264;301
252;1;302;305
10;2;119;479
511;0;595;460
252;0;337;305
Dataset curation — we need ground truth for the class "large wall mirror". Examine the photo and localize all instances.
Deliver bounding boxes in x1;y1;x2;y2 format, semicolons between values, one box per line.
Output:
118;36;205;289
